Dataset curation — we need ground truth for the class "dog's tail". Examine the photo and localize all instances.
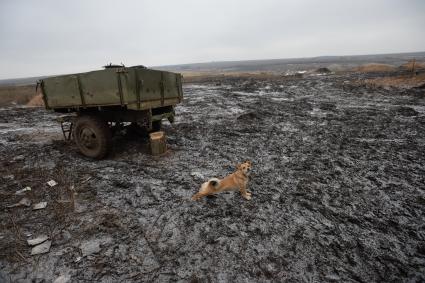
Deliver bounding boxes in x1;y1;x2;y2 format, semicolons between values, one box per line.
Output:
208;178;220;189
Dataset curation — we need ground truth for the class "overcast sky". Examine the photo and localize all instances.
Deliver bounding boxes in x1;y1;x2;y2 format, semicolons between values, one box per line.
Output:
0;0;424;79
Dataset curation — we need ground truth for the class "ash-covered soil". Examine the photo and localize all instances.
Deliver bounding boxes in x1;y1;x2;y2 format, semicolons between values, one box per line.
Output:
1;73;424;282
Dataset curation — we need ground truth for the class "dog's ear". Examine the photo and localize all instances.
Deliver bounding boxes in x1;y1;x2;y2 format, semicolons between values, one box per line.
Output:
245;160;252;165
236;163;242;170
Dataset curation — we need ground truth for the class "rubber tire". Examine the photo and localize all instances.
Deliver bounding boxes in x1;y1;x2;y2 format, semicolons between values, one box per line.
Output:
152;120;162;132
73;115;112;159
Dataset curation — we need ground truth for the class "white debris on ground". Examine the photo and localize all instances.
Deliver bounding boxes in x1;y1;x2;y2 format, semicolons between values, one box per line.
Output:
47;180;58;187
53;274;71;283
15;186;31;195
80;240;101;257
6;197;31;208
190;171;204;180
30;240;51;255
27;235;49;246
32;201;47;210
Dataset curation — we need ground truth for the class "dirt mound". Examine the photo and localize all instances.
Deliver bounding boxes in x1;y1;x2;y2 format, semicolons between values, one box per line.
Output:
26;94;44;107
354;63;396;73
315;67;331;73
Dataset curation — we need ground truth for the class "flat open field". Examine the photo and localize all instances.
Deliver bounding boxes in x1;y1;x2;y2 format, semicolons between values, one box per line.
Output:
0;72;424;282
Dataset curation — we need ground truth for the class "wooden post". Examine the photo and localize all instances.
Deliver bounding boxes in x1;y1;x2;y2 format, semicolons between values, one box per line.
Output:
150;131;167;155
412;59;416;77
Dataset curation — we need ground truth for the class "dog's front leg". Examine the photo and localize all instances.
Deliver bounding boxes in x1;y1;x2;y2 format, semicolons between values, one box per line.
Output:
239;184;252;200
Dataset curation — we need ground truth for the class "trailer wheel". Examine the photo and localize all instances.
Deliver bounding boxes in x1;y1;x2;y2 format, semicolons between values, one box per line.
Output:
73;115;112;159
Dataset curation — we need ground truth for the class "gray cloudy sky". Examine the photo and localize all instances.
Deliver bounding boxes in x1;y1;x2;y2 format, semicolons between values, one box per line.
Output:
0;0;424;79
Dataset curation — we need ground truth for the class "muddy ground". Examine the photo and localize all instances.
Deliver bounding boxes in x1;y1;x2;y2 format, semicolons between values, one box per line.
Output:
0;72;424;282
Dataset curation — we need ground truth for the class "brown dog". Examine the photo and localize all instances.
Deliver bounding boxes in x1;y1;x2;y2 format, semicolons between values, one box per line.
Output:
191;161;253;201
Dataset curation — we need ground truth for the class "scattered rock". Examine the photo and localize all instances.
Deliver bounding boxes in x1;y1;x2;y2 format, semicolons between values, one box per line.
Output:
73;200;87;213
0;270;10;283
47;180;58;187
80;240;101;257
135;186;143;197
27;235;49;246
190;171;204;180
15;186;31;195
7;197;31;208
397;106;418;116
325;274;341;281
33;201;47;210
53;275;71;283
31;240;52;255
55;230;72;245
3;175;14;181
13;155;25;161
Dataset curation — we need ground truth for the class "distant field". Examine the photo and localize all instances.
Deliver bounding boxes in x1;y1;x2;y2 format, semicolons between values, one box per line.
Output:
156;51;425;73
1;51;424;107
1;68;425;107
0;85;36;106
1;51;424;87
364;72;425;88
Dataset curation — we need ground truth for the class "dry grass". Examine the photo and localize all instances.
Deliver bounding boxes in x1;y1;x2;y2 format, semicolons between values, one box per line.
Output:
0;85;36;106
364;72;425;89
26;93;44;107
400;61;425;71
353;63;396;73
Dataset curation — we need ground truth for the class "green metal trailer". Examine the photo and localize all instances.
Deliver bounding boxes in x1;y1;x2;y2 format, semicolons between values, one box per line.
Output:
39;65;183;159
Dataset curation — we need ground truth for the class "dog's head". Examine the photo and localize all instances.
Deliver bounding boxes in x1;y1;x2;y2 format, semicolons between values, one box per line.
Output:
237;160;252;176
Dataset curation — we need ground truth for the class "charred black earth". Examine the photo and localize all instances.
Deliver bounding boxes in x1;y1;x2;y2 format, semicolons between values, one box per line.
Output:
1;73;424;282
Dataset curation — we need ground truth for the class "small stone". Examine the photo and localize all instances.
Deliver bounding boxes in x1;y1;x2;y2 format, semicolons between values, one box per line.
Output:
15;186;31;195
190;171;204;180
74;200;87;213
19;198;32;207
325;274;341;281
47;180;58;187
13;155;25;161
27;235;48;246
31;240;52;255
7;197;31;208
33;202;47;210
135;187;143;197
55;230;72;245
4;174;14;180
53;275;71;283
80;240;101;256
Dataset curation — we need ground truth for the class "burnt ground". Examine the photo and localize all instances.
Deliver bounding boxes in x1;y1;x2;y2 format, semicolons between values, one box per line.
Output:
0;73;424;282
